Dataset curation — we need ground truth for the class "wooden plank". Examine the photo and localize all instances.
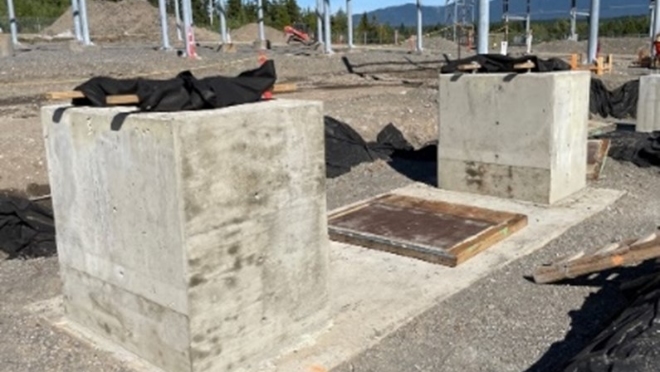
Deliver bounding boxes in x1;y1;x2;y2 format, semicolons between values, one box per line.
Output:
327;193;527;267
449;213;527;265
586;139;611;181
532;231;660;284
381;194;519;224
43;83;298;103
457;63;481;72
513;60;535;71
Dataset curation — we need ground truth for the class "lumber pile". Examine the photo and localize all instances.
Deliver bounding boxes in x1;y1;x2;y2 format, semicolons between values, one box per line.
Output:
533;228;660;284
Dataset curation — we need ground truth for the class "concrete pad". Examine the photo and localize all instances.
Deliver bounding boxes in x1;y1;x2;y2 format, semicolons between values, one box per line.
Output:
636;74;660;133
439;71;591;205
41;101;329;372
29;183;624;372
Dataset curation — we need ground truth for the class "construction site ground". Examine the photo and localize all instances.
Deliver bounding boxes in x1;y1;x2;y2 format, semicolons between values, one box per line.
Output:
1;37;659;372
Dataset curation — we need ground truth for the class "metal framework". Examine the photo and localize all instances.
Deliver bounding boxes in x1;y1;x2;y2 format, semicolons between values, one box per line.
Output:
445;0;475;43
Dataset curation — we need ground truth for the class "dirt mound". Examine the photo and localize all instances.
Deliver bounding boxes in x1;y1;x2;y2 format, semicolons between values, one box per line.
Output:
43;0;218;42
230;23;287;44
423;36;461;52
534;37;649;56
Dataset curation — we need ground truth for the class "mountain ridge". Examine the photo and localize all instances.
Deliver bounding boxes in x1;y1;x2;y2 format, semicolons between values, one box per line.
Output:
352;0;650;27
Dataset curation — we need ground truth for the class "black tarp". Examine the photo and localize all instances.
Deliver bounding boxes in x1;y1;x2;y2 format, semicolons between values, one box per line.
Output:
71;60;277;112
596;131;660;169
440;54;572;74
562;274;660;372
0;196;56;259
590;78;639;119
324;117;435;178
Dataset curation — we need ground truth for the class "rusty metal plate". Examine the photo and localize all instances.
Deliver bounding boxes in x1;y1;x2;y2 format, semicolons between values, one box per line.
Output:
328;194;527;267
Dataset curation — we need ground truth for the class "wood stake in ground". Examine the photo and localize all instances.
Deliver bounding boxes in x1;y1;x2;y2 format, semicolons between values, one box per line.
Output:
533;229;660;284
44;83;297;104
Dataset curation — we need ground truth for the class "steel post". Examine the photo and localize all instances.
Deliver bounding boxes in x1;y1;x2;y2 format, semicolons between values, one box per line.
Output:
216;0;228;44
174;0;183;40
71;0;82;41
182;0;192;56
347;0;353;48
258;0;266;46
316;0;323;43
416;0;423;52
5;0;18;45
477;0;489;54
324;0;333;53
78;0;92;46
587;0;600;63
158;0;171;50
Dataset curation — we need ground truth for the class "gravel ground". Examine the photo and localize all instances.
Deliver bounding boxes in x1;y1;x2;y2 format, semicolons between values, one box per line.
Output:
2;40;660;372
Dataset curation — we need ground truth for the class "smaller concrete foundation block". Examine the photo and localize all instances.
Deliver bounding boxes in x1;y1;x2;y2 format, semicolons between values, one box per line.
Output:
637;74;660;133
0;34;13;57
438;71;591;205
42;100;330;372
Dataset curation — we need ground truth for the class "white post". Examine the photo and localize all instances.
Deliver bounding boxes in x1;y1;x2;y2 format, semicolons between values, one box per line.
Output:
347;0;353;48
158;0;171;50
316;0;323;43
477;0;489;54
416;0;423;52
324;0;333;53
71;0;82;41
5;0;18;46
216;0;228;44
78;0;92;46
257;0;265;46
587;0;600;63
182;0;192;56
174;0;183;41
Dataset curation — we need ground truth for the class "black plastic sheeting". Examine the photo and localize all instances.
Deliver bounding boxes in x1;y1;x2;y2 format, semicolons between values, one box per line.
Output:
0;196;56;259
596;131;660;169
440;54;572;74
590;79;640;120
324;116;435;178
71;60;277;112
562;274;660;372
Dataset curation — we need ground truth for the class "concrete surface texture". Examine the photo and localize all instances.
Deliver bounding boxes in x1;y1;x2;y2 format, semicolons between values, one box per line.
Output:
0;34;12;58
40;100;330;372
32;183;623;372
636;74;660;133
438;71;591;205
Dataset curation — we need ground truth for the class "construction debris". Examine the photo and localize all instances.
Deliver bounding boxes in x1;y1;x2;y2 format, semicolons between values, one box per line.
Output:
533;229;660;284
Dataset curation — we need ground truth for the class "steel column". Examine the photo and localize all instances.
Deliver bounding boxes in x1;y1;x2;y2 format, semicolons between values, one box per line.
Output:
416;0;423;52
477;0;489;54
78;0;92;45
5;0;18;45
587;0;600;63
158;0;171;50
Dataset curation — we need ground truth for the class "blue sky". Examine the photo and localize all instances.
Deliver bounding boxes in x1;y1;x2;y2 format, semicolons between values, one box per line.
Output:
296;0;417;15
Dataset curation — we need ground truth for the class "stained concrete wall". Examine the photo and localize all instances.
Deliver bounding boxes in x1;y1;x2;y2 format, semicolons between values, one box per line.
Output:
637;74;660;133
42;101;330;372
438;71;590;205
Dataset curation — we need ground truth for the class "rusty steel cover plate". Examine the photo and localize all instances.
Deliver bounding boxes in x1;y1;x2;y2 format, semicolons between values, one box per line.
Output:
328;194;528;267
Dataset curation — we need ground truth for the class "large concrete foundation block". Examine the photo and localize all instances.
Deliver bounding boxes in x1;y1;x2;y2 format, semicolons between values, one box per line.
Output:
438;71;590;205
637;74;660;133
42;101;330;372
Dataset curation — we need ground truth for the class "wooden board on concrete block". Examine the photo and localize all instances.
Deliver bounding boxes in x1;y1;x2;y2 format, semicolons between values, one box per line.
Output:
327;194;528;267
